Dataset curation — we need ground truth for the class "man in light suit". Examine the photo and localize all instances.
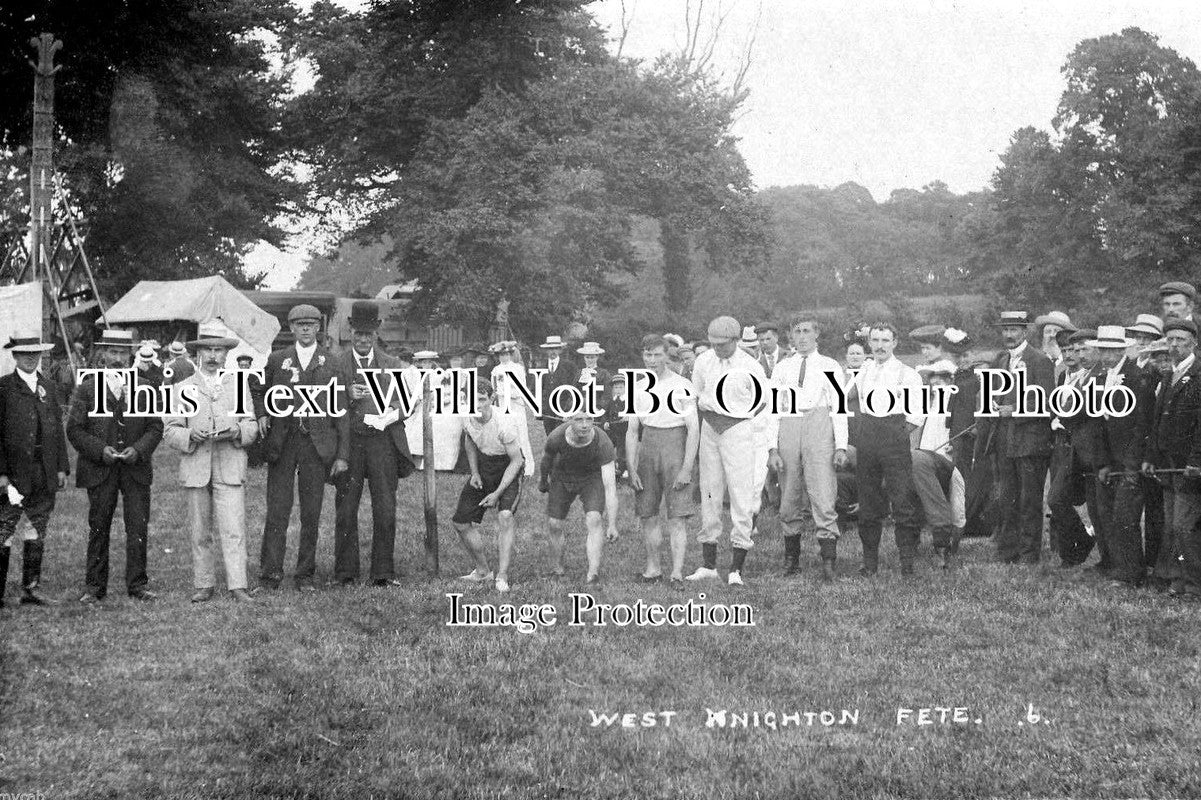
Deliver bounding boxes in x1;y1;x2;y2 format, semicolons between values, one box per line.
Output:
163;322;259;603
68;328;163;603
975;310;1055;564
333;301;416;587
252;304;349;591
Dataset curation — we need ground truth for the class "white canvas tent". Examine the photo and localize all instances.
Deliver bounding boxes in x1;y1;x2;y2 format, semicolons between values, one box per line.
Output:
0;282;44;375
101;276;280;369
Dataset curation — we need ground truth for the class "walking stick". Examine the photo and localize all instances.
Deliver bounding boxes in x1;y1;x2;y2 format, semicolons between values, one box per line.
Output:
934;422;978;455
422;371;439;576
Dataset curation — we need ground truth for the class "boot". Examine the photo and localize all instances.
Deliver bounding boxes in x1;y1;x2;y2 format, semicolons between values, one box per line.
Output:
819;539;837;582
936;546;951;570
899;541;917;577
858;525;880;577
702;543;718;570
20;540;53;604
0;546;9;607
783;536;801;576
731;547;748;574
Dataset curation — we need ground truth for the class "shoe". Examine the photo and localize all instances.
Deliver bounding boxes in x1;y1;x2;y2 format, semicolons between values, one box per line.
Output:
585;574;601;586
669;576;684;585
337;578;358;587
460;569;494;582
294;581;317;593
79;593;101;605
821;559;837;582
230;589;255;603
129;589;158;601
20;589;53;606
727;571;744;586
495;578;510;593
190;588;215;604
259;578;281;591
858;566;877;578
639;573;662;583
372;578;403;587
684;567;719;581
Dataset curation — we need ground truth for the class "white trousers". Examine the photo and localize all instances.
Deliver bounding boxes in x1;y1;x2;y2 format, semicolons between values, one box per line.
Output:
189;483;248;590
699;419;757;550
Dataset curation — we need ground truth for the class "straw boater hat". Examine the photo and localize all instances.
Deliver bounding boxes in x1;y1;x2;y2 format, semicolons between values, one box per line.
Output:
576;341;604;356
488;340;517;354
187;321;239;350
539;335;566;349
739;325;758;344
1141;339;1170;356
1086;325;1134;349
413;349;439;361
167;340;188;357
1033;311;1073;331
95;329;137;349
909;324;946;344
993;311;1032;328
1126;314;1164;339
3;331;54;353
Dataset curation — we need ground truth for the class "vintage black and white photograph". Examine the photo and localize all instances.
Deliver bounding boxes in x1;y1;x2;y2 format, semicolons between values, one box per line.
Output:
1;0;1200;797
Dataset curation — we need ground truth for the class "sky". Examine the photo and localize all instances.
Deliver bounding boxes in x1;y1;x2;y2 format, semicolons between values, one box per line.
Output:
252;0;1201;289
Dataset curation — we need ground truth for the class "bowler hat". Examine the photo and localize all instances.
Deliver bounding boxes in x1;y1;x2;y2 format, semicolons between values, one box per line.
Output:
348;300;381;332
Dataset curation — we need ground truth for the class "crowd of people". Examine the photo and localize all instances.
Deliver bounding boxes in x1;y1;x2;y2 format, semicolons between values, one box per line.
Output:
2;281;1200;606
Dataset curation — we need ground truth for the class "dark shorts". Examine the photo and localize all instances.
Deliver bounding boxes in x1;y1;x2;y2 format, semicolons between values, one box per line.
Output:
547;472;606;520
635;426;696;519
452;453;522;525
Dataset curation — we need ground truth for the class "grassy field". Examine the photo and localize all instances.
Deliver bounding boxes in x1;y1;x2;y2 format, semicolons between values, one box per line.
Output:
2;427;1200;800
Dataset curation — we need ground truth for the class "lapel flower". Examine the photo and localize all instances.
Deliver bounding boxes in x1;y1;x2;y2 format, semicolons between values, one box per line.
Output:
1182;376;1191;384
36;384;46;402
282;357;293;370
944;327;968;344
289;367;301;383
317;354;326;368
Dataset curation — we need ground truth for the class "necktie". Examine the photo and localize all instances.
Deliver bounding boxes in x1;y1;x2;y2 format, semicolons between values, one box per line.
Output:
797;355;807;387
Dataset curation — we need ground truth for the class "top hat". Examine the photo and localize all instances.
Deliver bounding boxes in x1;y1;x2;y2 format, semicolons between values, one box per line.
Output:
348;300;381;332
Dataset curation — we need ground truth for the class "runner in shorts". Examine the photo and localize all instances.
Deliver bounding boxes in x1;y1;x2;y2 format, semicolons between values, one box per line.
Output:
539;409;620;584
626;334;699;583
453;379;524;593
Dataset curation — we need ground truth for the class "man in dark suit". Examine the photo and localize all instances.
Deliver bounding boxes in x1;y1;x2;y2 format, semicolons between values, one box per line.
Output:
333;301;416;587
0;332;70;607
1142;318;1201;598
537;335;579;436
68;328;164;603
756;322;785;378
975;310;1055;564
253;304;350;591
1046;329;1097;567
1088;326;1155;587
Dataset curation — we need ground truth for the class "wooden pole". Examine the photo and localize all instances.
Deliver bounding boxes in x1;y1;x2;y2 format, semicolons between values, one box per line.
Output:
28;33;61;287
422;371;439;575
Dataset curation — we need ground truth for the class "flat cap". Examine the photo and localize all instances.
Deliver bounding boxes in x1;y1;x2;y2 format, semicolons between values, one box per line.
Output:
707;316;741;342
754;321;778;334
288;304;322;323
1159;281;1197;300
1164;318;1198;336
1067;329;1096;345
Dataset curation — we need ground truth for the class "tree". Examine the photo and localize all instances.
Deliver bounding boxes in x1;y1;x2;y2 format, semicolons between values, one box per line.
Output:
0;0;298;296
286;0;765;340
